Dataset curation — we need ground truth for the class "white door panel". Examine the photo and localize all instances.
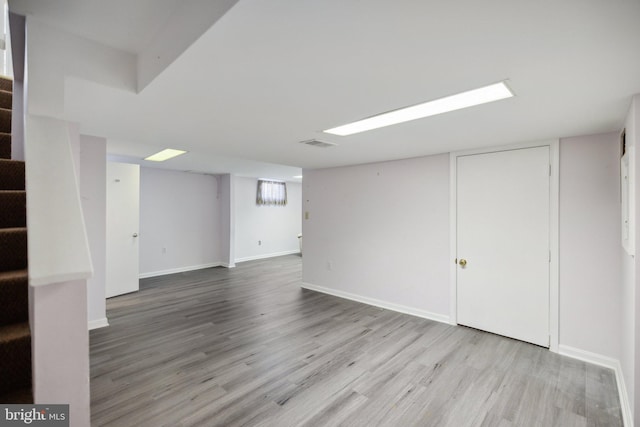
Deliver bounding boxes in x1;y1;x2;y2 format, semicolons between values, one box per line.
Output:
106;162;140;298
457;147;550;347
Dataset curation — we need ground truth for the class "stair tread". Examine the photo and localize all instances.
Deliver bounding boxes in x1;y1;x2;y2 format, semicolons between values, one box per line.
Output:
0;78;12;93
0;226;26;233
0;159;23;165
0;269;27;281
0;190;26;229
0;158;25;168
0;322;30;344
0;388;32;404
0;268;28;326
0;132;9;160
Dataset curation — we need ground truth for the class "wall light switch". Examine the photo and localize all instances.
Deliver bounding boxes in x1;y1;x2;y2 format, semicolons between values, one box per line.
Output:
305;211;309;220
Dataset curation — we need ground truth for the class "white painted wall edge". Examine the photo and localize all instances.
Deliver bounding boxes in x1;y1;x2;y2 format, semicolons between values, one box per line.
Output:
88;318;109;330
25;116;93;288
139;262;223;279
301;282;450;325
30;271;92;287
235;250;300;264
558;345;633;427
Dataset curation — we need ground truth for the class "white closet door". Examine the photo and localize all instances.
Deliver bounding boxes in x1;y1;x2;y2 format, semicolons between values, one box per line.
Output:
106;162;140;298
456;146;550;347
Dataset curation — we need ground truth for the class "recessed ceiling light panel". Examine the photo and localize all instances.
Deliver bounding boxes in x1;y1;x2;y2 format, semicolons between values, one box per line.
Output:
324;81;514;136
144;148;187;162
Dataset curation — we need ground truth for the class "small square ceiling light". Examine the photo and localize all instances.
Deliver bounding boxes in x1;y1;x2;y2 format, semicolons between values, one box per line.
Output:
144;148;187;162
324;81;514;136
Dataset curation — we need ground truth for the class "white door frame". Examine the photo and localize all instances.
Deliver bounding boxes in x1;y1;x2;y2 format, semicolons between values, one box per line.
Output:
449;139;560;352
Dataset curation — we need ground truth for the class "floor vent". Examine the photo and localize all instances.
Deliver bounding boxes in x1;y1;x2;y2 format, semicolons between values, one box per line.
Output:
299;139;337;148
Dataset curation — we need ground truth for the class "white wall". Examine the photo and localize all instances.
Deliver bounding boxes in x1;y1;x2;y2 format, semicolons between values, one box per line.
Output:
559;133;622;359
302;155;450;320
31;280;90;427
303;141;625;357
234;177;302;262
621;95;640;420
24;18;135;117
79;135;107;328
218;174;235;267
633;94;640;426
139;168;222;277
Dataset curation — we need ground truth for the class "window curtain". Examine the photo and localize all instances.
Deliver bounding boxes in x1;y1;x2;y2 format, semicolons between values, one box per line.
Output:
256;180;287;206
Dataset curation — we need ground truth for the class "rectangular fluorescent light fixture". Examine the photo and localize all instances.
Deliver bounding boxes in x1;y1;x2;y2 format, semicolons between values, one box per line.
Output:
293;175;303;179
144;148;187;162
324;81;514;136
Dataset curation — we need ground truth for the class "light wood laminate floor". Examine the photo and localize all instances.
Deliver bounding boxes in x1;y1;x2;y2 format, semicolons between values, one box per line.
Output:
90;255;622;426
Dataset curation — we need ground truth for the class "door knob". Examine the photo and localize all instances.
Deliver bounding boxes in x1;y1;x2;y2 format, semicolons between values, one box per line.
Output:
459;259;467;267
132;233;138;238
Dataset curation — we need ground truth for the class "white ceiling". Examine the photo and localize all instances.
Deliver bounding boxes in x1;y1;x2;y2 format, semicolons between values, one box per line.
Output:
9;0;180;53
12;0;640;175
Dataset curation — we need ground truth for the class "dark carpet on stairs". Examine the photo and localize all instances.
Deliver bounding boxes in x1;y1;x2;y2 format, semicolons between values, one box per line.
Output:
0;75;32;404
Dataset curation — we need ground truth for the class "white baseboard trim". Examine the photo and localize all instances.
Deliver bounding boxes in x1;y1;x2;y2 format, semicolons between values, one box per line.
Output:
559;345;633;427
88;317;109;330
235;250;300;264
301;282;450;325
221;262;236;268
139;262;222;279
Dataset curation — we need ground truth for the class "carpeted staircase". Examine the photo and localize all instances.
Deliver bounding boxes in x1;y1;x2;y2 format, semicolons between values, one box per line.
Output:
0;75;32;404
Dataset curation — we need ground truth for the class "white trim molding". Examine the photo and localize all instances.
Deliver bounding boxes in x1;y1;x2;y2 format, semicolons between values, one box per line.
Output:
559;345;633;427
88;317;109;330
235;250;300;264
449;139;560;351
139;262;222;279
301;282;450;324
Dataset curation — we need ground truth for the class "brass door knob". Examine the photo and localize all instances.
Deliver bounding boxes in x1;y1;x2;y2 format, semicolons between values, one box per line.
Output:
459;259;467;267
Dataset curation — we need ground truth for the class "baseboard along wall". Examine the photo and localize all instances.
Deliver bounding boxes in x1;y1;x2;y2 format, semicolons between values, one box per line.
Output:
139;262;223;279
139;252;301;279
235;250;300;264
300;282;450;325
88;317;109;330
558;345;632;427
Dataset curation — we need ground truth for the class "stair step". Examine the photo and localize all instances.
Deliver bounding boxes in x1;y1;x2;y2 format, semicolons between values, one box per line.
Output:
0;76;12;93
0;191;26;228
0;89;11;110
0;228;27;271
0;159;24;190
0;108;10;134
0;132;9;159
0;322;32;396
0;269;28;326
0;387;32;404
